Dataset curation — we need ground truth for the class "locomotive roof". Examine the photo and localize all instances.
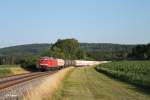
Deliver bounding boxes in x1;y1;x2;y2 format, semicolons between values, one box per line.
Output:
40;57;55;59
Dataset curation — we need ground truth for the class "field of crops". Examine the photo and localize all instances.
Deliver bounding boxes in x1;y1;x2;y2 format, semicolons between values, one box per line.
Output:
96;61;150;89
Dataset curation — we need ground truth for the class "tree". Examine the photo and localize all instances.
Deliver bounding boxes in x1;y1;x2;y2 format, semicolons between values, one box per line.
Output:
43;38;86;60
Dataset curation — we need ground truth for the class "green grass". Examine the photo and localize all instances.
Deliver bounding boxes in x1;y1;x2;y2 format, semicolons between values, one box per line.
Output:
51;67;150;100
0;65;28;77
96;61;150;88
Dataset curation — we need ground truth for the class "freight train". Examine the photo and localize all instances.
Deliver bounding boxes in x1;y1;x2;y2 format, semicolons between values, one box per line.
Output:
37;56;105;71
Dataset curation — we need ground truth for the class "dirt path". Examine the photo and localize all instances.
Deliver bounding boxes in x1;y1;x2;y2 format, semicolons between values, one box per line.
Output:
52;66;150;100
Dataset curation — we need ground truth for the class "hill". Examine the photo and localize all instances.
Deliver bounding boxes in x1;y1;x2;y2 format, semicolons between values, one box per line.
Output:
80;43;136;60
0;44;50;57
0;43;135;57
80;43;135;52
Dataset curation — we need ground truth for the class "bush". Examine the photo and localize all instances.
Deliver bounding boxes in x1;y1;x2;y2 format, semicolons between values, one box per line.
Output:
20;56;39;71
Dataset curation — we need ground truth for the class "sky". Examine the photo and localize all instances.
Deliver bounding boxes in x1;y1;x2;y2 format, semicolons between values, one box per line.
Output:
0;0;150;48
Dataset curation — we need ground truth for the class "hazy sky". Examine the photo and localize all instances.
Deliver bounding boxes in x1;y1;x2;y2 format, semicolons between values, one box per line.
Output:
0;0;150;48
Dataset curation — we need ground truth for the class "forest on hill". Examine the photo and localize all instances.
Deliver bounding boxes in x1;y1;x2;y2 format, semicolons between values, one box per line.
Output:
80;43;135;60
0;44;50;57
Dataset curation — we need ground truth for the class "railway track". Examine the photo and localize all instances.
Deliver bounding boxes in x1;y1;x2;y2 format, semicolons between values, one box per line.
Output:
0;71;57;90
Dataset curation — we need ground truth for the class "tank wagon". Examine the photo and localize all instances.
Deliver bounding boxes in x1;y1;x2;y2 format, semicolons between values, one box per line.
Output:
38;57;105;71
74;60;102;66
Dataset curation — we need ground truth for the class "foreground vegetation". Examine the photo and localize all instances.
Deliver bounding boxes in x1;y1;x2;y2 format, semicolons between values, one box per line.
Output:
0;65;28;77
96;61;150;89
51;67;150;100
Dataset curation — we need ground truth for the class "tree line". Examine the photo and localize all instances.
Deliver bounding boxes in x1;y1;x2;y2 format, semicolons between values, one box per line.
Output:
128;44;150;60
87;43;150;60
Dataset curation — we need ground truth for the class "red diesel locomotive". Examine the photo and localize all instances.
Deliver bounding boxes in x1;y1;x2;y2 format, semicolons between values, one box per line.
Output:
38;57;65;71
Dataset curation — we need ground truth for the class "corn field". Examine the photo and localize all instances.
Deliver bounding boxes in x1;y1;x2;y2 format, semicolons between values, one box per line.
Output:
96;61;150;88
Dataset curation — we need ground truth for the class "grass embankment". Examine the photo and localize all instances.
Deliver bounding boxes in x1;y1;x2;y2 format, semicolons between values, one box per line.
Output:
51;67;150;100
0;65;29;77
23;67;74;100
96;61;150;89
